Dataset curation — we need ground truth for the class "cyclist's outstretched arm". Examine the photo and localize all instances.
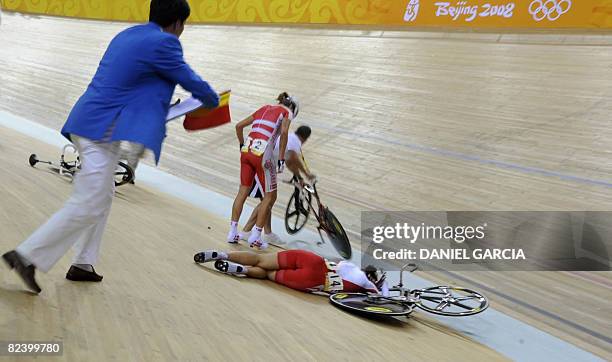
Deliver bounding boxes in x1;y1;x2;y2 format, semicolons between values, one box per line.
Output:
277;116;291;164
286;151;314;179
297;155;314;179
286;150;311;180
285;150;301;176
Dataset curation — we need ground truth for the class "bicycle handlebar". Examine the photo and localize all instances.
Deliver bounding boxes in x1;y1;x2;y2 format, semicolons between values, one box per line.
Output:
283;176;318;188
397;263;418;288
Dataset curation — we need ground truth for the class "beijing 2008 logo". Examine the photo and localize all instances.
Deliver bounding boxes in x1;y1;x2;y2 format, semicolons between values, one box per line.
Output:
529;0;572;22
404;0;420;22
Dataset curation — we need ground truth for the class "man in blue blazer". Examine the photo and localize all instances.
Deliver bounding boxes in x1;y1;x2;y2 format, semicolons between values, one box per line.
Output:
3;0;219;293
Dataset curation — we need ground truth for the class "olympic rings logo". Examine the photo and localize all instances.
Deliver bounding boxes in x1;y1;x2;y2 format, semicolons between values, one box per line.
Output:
529;0;572;22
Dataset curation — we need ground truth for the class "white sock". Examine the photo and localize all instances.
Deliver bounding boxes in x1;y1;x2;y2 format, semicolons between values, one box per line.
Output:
248;226;263;244
216;260;248;274
230;221;238;234
229;262;248;274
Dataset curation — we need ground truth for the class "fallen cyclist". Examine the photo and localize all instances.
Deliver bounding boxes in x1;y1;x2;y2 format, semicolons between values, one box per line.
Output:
194;249;388;295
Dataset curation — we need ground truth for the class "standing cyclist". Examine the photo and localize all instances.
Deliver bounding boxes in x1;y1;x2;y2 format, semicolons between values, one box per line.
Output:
228;92;299;249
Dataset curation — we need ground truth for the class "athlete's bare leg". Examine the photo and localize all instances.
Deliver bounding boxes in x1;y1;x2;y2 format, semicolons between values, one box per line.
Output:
244;204;273;234
227;251;279;268
266;271;276;281
231;185;251;223
227;251;279;279
255;190;277;229
243;203;260;232
265;208;272;234
247;190;277;246
231;267;275;280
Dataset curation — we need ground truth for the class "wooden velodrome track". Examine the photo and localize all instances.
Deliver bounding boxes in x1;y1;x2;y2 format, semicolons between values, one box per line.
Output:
0;11;611;360
0;126;507;361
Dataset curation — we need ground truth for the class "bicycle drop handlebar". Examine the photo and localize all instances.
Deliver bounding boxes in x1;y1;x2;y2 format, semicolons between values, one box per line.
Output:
283;176;318;189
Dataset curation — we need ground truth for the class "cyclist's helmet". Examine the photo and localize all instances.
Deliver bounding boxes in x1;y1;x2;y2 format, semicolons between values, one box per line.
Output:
277;92;300;118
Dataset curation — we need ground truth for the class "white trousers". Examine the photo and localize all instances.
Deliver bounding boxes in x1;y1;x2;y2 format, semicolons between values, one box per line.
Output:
16;136;121;272
120;141;145;176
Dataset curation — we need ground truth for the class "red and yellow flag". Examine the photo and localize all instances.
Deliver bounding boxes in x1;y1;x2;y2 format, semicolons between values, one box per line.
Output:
183;90;231;131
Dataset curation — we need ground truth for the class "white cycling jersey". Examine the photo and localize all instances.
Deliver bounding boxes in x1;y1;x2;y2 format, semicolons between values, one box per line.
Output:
336;261;378;292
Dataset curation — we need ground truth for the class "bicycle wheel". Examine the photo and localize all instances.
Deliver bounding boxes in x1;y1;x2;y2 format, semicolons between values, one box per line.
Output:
285;189;311;234
329;293;413;316
322;209;352;260
414;286;489;317
114;161;134;187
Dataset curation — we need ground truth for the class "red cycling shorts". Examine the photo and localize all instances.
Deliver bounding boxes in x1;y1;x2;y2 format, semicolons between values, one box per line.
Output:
240;151;276;193
274;250;327;291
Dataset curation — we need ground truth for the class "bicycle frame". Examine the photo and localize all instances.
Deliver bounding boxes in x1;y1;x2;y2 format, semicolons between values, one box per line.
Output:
287;178;314;217
28;145;134;187
302;182;324;223
367;263;420;303
329;262;488;317
58;144;80;178
284;177;353;259
291;179;330;240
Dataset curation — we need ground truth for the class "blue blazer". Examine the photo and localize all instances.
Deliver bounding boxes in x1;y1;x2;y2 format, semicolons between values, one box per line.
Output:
61;22;219;163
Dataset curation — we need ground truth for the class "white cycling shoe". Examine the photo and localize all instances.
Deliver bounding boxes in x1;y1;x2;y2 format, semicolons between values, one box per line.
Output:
214;260;247;275
249;239;269;250
227;231;240;244
263;232;283;245
194;250;227;263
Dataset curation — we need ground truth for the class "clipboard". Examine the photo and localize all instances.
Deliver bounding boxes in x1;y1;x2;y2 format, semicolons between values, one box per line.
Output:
165;90;231;122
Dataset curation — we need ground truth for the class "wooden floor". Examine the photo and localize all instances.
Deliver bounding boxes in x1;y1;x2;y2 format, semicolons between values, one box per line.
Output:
0;126;506;361
0;12;611;360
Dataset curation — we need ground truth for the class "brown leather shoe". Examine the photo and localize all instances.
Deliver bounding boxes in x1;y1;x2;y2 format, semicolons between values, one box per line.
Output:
2;250;42;294
66;265;103;282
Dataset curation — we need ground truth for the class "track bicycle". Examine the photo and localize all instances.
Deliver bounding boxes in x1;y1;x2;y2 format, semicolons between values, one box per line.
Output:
284;176;352;259
28;144;134;187
329;263;489;317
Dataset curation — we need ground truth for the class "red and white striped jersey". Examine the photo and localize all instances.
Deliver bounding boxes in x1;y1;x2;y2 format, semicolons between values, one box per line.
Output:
247;105;291;152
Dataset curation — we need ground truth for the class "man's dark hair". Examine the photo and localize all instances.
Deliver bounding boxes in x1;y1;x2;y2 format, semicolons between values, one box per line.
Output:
295;125;311;141
149;0;191;27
